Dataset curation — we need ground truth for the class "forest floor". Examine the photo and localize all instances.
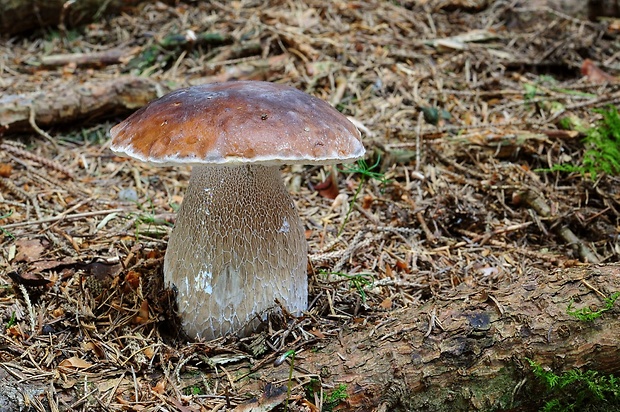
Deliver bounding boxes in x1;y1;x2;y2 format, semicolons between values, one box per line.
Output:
1;1;620;411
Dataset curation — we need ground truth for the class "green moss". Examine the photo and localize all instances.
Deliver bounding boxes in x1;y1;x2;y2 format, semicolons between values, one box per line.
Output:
304;380;348;412
324;384;348;411
545;105;620;180
567;292;619;322
527;358;620;411
183;385;204;396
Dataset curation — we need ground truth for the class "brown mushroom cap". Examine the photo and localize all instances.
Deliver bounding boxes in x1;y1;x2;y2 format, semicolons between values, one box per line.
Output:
110;81;364;166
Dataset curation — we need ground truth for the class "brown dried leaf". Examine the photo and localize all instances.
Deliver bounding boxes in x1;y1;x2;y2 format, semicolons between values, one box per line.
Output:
5;325;27;340
0;163;12;177
152;379;166;395
83;340;106;359
14;239;46;262
300;399;320;412
29;257;78;273
309;329;326;339
143;346;155;359
132;300;150;324
361;194;373;209
59;356;93;370
379;297;393;309
233;383;288;412
315;173;340;199
125;270;142;291
581;59;616;83
6;267;51;287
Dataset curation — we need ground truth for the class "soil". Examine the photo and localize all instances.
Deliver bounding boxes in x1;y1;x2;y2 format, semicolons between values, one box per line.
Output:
1;0;620;411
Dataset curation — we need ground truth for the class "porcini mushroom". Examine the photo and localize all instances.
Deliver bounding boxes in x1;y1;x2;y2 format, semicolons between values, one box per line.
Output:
109;81;365;340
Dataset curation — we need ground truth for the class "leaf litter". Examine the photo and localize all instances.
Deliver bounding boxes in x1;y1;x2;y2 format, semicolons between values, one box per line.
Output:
1;0;620;410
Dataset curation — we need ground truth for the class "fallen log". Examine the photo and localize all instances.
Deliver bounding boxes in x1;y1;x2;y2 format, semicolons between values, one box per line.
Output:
244;264;620;411
0;76;161;135
0;54;291;135
0;0;173;35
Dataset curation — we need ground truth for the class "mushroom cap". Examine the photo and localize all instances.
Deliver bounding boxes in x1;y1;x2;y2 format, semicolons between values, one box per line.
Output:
109;81;365;166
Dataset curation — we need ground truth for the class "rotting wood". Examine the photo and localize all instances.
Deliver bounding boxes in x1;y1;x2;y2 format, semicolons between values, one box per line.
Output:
0;76;160;134
0;0;174;35
243;264;620;411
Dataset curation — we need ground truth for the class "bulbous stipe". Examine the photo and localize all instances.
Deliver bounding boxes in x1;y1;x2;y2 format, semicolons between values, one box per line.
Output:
164;164;308;340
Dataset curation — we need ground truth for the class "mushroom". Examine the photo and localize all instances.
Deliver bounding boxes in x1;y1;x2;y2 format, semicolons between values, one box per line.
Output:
109;81;365;340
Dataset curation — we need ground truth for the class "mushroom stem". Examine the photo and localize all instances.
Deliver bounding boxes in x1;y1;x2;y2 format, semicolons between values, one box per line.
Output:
164;164;308;340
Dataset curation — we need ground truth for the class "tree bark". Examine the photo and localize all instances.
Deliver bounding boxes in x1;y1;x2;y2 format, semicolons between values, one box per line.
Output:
250;264;620;411
0;0;173;35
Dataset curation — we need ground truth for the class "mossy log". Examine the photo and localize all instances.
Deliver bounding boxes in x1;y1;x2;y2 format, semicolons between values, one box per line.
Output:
245;264;620;411
0;0;173;35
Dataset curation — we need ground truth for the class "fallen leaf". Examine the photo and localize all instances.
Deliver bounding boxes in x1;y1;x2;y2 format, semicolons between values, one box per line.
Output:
395;259;410;273
581;59;616;83
299;399;320;412
132;300;150;324
361;194;373;209
30;257;78;273
309;329;325;339
83;340;106;359
152;379;166;395
143;346;155;359
6;267;51;287
14;239;46;262
59;356;93;370
379;297;393;309
0;163;12;177
125;270;142;291
314;173;340;199
5;325;27;340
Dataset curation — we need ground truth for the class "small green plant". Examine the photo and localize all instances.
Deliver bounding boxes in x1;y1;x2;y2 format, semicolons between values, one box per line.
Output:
321;270;373;302
305;380;348;412
134;212;172;236
61;125;108;145
0;211;15;239
420;106;451;126
274;349;296;412
129;199;173;240
5;312;16;329
566;291;619;322
546;105;620;180
527;358;620;411
524;82;539;101
339;156;390;235
182;385;204;396
324;384;348;411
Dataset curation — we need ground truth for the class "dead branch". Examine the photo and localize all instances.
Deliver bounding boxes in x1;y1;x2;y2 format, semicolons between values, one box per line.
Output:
39;48;138;68
0;76;160;135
